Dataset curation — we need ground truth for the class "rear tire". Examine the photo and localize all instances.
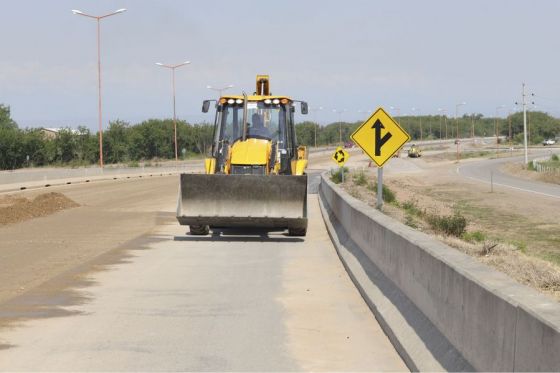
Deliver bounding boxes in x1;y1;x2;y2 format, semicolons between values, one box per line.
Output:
288;227;307;236
190;225;209;235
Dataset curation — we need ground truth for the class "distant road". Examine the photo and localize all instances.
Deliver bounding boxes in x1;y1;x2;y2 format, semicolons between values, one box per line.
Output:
456;150;560;199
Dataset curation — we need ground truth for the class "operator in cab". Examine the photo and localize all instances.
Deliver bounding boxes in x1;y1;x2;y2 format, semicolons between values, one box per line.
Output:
248;113;270;139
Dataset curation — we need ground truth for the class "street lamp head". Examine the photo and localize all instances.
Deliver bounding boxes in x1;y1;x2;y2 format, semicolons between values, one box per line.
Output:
155;62;164;66
206;85;213;89
114;8;127;13
183;61;191;65
71;9;84;15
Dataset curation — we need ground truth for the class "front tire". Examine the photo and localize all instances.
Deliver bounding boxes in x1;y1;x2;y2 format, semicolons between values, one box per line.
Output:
288;227;307;236
190;225;209;235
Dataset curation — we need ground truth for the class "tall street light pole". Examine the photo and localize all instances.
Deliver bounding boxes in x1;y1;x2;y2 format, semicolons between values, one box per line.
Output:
311;106;323;148
332;109;347;145
522;83;529;164
495;105;506;157
156;61;191;162
72;8;127;168
207;84;234;98
455;102;466;161
437;108;447;140
390;106;401;122
515;84;530;165
411;107;423;141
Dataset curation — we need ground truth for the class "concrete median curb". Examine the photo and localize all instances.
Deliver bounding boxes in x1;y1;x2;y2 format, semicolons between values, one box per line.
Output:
0;171;180;194
319;173;560;372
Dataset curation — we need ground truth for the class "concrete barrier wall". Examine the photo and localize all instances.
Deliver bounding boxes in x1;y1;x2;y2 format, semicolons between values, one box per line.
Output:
319;174;560;372
0;165;182;185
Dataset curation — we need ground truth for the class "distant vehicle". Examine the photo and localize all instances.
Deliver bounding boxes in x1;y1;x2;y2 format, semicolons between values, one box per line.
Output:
543;139;556;146
344;141;354;148
454;139;460;145
408;144;422;158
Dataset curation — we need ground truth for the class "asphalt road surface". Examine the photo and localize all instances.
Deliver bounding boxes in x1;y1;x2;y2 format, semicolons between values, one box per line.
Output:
0;162;406;370
457;151;560;200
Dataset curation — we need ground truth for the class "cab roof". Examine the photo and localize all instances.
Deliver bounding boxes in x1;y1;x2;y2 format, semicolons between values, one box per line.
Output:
220;95;292;101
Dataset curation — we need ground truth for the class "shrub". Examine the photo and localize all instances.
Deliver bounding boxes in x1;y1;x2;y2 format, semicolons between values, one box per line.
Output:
551;154;559;162
462;230;486;243
426;212;467;237
404;214;418;228
527;161;536;171
352;170;368;186
402;199;423;216
330;167;349;184
373;182;396;203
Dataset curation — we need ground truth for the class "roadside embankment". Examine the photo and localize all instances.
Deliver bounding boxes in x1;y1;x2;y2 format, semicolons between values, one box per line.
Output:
319;173;560;372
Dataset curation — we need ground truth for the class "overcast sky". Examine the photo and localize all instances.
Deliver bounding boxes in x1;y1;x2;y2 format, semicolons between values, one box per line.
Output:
2;0;560;130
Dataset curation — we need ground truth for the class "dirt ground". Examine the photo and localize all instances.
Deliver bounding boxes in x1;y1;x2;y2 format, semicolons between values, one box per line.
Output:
502;162;560;185
0;176;178;308
341;156;560;301
0;192;79;226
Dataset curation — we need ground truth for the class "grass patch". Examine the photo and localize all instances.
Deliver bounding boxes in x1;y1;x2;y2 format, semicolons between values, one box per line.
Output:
404;214;418;228
541;251;560;266
330;167;349;184
352;170;368;186
506;239;528;254
426;212;467;237
402;199;423;217
462;230;487;243
372;182;396;203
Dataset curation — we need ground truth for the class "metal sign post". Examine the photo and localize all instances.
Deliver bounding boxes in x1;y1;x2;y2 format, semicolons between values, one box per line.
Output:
377;167;383;209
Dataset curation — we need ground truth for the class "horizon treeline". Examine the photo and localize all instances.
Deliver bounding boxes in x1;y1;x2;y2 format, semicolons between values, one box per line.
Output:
1;103;559;170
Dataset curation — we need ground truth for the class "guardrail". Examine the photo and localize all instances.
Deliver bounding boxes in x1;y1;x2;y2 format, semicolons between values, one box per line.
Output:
319;173;560;372
531;156;560;175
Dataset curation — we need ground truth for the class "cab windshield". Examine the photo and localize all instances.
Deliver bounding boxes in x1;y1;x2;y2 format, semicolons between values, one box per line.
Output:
219;101;287;142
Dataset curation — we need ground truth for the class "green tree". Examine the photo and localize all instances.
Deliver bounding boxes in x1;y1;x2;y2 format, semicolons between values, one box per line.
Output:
295;121;317;146
104;120;130;163
0;104;17;130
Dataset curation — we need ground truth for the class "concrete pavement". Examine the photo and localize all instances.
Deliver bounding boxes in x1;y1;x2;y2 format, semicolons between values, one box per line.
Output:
0;193;407;371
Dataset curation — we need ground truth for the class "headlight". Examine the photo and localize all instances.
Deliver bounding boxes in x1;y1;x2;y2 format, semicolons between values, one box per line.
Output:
272;99;280;104
227;99;235;104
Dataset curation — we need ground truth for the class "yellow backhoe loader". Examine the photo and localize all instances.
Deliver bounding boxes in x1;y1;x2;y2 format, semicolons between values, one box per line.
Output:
177;75;309;236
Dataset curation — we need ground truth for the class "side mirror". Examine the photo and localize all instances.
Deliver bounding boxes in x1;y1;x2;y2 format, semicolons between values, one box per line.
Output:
202;100;211;113
301;101;309;115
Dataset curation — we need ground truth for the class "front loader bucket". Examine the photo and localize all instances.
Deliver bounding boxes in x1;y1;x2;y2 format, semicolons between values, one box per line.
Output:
177;174;307;230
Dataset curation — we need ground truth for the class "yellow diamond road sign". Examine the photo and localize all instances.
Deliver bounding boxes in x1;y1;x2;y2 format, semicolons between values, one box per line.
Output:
351;107;410;167
332;146;349;166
